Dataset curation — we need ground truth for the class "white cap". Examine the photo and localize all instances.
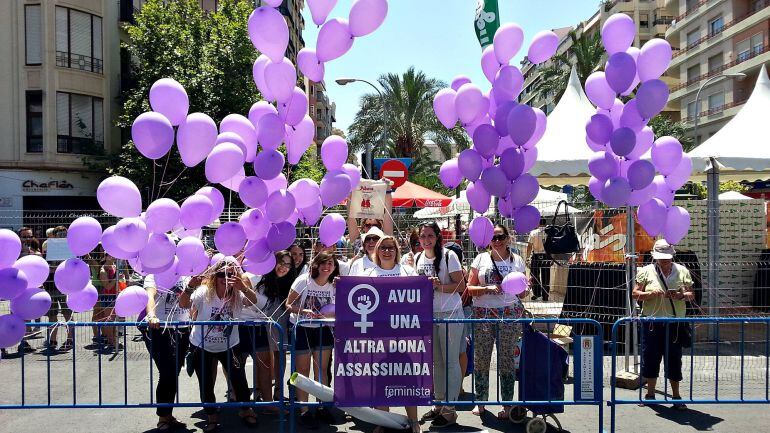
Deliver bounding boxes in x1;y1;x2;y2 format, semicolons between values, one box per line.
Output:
651;239;676;260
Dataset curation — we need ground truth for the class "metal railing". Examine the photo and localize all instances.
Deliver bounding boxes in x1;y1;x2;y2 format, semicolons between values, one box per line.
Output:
55;51;103;75
673;43;770;92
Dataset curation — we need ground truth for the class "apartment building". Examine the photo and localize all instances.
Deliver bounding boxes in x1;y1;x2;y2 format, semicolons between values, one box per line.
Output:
666;0;770;144
306;79;337;152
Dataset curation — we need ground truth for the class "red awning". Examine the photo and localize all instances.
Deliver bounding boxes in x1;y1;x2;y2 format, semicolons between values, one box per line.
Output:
391;181;452;208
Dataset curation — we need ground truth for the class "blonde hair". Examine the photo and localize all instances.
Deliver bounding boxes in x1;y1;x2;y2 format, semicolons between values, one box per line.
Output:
200;259;244;316
374;236;401;267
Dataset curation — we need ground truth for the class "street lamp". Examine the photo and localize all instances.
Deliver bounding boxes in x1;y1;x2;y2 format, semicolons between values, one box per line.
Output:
692;72;746;146
335;77;386;179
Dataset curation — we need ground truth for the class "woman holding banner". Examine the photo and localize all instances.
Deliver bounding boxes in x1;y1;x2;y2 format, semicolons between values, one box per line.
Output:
466;224;528;419
414;222;465;429
285;252;338;429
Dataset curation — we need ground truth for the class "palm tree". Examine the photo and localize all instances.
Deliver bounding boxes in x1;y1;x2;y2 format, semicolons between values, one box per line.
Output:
533;30;605;104
347;67;470;163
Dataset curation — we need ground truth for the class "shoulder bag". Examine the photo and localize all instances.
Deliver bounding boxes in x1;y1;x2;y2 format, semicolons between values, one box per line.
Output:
655;265;692;348
543;200;581;257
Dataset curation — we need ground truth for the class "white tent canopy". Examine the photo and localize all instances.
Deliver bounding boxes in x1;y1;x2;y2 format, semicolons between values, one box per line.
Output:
688;65;770;182
531;67;597;186
717;191;753;200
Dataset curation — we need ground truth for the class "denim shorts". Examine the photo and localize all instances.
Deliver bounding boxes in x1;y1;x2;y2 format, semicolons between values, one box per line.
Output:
294;325;334;354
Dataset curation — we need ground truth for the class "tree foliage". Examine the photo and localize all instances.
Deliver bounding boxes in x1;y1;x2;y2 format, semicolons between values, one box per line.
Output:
648;115;695;152
108;0;259;201
288;146;325;184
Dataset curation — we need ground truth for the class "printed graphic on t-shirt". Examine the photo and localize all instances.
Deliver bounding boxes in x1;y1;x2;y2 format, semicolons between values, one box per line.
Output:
204;304;234;347
484;262;511;286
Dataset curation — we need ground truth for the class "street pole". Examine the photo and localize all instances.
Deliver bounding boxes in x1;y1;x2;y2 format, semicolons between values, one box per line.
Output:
335;78;387;179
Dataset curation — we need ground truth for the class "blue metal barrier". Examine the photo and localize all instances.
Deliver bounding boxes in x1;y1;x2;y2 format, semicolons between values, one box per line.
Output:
1;320;285;432
609;317;770;433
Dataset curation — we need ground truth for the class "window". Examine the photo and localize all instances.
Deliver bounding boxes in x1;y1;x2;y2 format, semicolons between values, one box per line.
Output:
707;53;723;72
640;13;649;28
55;6;103;74
56;92;104;154
686;101;697;119
751;32;764;55
686;28;700;47
26;91;43;152
708;16;724;36
25;5;42;65
687;64;700;81
708;92;725;110
736;38;751;61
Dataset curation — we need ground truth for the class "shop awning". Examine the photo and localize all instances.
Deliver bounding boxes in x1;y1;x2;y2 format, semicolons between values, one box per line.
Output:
391;181;453;208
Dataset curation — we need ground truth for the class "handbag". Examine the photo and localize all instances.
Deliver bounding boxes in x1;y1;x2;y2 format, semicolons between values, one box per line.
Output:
543;200;581;256
655;265;692;348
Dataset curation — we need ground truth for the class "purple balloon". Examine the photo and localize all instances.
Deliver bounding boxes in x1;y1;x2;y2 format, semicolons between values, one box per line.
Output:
501;272;528;296
458;148;483;182
249;101;278;130
588;151;619;181
101;226;137;260
0;267;27;300
297;48;325;82
620;99;646;131
257;113;285;151
586;114;614;145
605;52;637;94
254;149;285;181
264;173;288;196
433;88;458;129
278;87;309;126
67;283;98;313
319;213;346;247
221;114;258;163
638;39;672;82
13;255;48;288
585;72;616;110
0;314;26;349
205;142;245;184
97;176;142;218
509;174;539;208
588;176;605;201
602;13;635;55
196;187;225;224
653;175;675;207
479;166;508;198
264;57;297;103
307;0;337;26
528;30;559;64
466;182;491;213
455;83;487;125
217;131;247;157
243;254;277;275
244;238;272;263
498;194;514;218
603;177;632;207
472;124;500;159
54;258;89;295
145;198;180;234
132;111;174;160
627;160;656;190
289;179;321;209
664;206;691;245
239;208;271;241
215;222;247;256
664;154;692;190
513;205;541;233
481;45;502;84
266;222;296;252
321;135;349;171
265;190;296;223
316;18;354;62
114;286;149;318
500;147;525;181
468;216;494;248
180;195;214;230
149;78;188;126
506;104;537;147
628;181;657;206
285;116;315;164
320;171;352;207
627;126;654;160
252;55;275;101
298;199;323;226
349;0;388;37
451;76;472;91
248;6;289;62
637;198;667;236
138;234;176;270
154;259;182;290
522;108;547;150
522;147;538;173
0;229;21;268
610;127;636;157
177;112;217;167
341;164;362;190
493;101;517;137
67;216;102;256
11;288;51;320
176;237;206;265
439;159;463;189
497;135;516;155
114;217;149;253
621;47;641;96
636;79;670;119
652;136;683;175
494;23;524;64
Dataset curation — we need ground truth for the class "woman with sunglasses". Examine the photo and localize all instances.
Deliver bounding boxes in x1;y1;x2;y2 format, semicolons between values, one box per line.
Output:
414;222;465;429
285;251;338;429
179;258;260;432
348;226;385;276
242;250;298;405
466;224;528;419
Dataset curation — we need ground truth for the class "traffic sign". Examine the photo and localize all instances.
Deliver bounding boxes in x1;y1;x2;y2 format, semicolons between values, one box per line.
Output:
379;159;409;188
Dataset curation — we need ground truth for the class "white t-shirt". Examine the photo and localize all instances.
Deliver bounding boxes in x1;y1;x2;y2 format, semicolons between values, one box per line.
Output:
289;274;335;327
143;274;191;323
189;286;241;352
415;249;463;313
400;252;415;267
471;251;527;309
364;263;416;278
348;255;375;276
240;273;270;320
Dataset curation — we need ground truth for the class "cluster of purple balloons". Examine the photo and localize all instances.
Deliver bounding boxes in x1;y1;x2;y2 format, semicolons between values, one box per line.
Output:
584;14;691;244
434;23;560;248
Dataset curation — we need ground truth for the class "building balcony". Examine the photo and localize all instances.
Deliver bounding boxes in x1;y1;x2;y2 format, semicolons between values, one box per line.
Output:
56;51;103;75
681;96;747;125
119;0;139;24
57;136;105;155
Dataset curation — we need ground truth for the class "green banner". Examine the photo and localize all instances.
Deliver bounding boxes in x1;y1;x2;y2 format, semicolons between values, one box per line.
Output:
474;0;500;48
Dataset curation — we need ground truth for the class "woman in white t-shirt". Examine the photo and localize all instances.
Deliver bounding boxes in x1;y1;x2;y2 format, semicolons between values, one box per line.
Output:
467;224;528;419
347;226;385;276
285;251;338;428
414;222;465;429
179;259;260;431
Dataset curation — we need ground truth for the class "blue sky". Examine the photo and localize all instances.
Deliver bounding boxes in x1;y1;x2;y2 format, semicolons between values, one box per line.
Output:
301;0;600;133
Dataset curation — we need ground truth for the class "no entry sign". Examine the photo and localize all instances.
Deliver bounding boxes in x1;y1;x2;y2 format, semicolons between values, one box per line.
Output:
379;159;408;188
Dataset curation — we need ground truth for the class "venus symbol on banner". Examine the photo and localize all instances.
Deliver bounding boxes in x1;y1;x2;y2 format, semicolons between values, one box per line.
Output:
348;284;380;334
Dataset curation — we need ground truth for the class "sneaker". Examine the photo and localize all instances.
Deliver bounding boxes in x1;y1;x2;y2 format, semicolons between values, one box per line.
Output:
299;410;319;430
430;414;458;429
60;341;74;351
315;407;335;424
18;341;35;353
420;408;440;422
672;396;687;411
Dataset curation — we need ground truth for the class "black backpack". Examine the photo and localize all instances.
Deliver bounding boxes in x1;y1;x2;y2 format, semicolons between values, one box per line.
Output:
444;242;464;265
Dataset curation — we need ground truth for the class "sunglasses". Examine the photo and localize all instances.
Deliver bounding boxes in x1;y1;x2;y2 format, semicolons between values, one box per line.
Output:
364;236;379;244
491;234;508;242
215;271;234;278
378;246;396;252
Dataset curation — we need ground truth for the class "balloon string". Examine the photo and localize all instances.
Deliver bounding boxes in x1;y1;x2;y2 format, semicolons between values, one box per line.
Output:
159;167;188;199
156;153;172;201
150;160;157;204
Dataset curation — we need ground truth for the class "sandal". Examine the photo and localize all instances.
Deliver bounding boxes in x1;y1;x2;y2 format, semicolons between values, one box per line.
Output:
157;418;185;431
497;406;512;420
240;411;259;428
471;405;486;416
638;394;656;407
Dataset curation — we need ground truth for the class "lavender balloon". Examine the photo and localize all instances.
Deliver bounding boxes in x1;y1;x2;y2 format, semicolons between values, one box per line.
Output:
468;216;494;248
267;222;296;252
11;288;51;320
494;66;524;102
243;254;277;275
67;283;98;313
585;72;616;110
114;286;149;318
319;213;346;247
321;135;349;171
433;88;458;129
299;199;324;226
664;206;691;245
513;205;541;234
264;57;297;103
602;13;635;55
245;238;272;263
349;0;388;37
297;48;325;82
451;76;472;91
285;116;315;164
637;198;667;236
455;83;487;125
252;55;276;101
342;163;362;190
494;23;524;64
180;195;214;230
0;229;22;268
215;222;247;256
480;45;502;84
0;314;25;349
265;190;296;223
664;154;693;191
258;113;285;151
501;272;528;296
114;217;149;253
138;234;176;270
522;107;547;150
221;114;258;163
149;78;189;126
288;179;321;208
638;39;672;82
54;258;89;295
132;112;174;160
248;7;289;62
98;176;142;218
177;113;218;167
507;104;537;147
278;87;309;126
145;199;180;234
66;216;102;256
196;187;225;223
316;18;354;62
240;209;271;241
651;136;683;176
527;30;559;64
249;101;278;129
439;159;462;189
307;0;337;26
101;226;137;260
320;171;352;207
466;182;491;213
508;174;539;208
0;267;27;300
636;79;669;119
13;255;48;288
254;149;285;181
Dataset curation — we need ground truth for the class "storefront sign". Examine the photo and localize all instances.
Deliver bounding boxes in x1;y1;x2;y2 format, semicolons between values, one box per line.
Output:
22;179;75;192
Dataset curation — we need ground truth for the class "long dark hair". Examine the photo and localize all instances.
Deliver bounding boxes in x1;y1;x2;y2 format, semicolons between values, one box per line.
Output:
420;222;443;276
310;251;340;282
263;251;298;301
289;243;307;271
488;224;512;258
